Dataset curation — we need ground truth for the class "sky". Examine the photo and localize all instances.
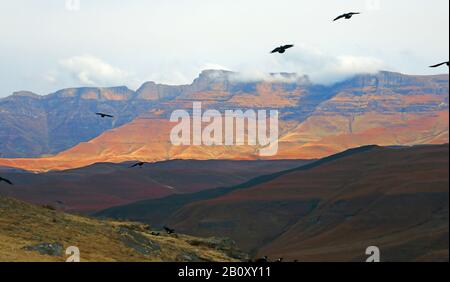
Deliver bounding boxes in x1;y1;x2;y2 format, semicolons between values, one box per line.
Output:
0;0;448;97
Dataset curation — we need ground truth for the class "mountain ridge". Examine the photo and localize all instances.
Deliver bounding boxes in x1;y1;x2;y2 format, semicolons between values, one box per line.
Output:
3;70;447;100
0;70;448;171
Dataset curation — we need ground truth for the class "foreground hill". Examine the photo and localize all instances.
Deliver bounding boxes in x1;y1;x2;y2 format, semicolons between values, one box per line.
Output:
0;197;246;262
99;145;449;262
0;160;308;213
0;71;448;172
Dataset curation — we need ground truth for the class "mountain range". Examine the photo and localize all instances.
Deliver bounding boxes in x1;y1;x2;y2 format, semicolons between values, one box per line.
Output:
0;70;448;172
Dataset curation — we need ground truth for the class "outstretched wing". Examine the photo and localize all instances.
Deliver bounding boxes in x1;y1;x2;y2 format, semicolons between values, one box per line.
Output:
0;177;13;185
96;113;114;118
164;226;175;233
334;12;360;21
271;47;282;53
333;14;345;21
283;44;294;50
429;62;447;68
130;162;145;168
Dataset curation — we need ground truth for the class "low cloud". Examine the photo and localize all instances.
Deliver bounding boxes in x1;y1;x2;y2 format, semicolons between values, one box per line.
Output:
272;45;386;84
310;54;386;84
225;45;386;85
52;47;385;90
199;63;231;72
174;47;385;86
59;55;138;87
43;72;57;84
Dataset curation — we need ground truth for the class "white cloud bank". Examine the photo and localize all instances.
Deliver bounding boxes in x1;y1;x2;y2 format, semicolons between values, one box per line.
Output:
223;45;386;85
50;47;385;90
307;54;386;84
59;55;138;87
140;45;386;87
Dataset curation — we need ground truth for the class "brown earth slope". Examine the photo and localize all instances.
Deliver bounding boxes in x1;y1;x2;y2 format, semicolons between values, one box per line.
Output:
0;160;309;213
166;145;449;262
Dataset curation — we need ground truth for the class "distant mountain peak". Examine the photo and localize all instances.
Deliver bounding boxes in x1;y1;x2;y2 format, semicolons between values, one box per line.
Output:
195;69;235;83
48;86;135;101
335;70;449;90
199;69;234;76
11;91;40;98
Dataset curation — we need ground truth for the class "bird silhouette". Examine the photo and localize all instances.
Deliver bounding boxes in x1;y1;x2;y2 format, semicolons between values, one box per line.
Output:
163;226;175;234
271;45;294;54
334;12;361;21
429;61;449;68
96;112;114;118
0;176;13;185
130;161;147;168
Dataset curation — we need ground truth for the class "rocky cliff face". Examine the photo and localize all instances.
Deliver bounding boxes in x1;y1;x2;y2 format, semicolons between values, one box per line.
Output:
0;71;448;163
0;87;136;157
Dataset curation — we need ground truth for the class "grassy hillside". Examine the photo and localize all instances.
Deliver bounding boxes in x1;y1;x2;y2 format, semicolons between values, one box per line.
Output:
0;197;247;262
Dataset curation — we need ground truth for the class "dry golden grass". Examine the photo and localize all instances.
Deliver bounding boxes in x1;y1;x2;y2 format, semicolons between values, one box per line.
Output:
0;197;242;262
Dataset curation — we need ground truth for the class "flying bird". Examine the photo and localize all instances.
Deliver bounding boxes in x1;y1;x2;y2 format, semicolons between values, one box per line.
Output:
334;12;361;21
271;45;294;54
130;162;147;168
96;112;114;118
429;61;449;68
163;226;175;234
0;176;13;185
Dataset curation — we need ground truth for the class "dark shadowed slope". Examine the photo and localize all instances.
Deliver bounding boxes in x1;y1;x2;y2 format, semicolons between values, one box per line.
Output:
95;146;377;226
0;160;309;213
155;144;448;262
